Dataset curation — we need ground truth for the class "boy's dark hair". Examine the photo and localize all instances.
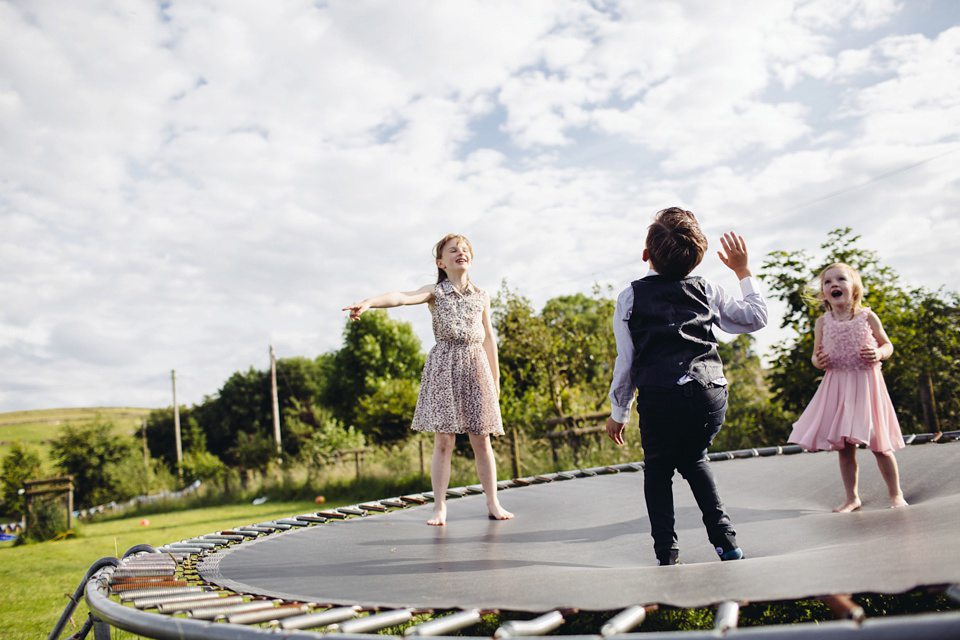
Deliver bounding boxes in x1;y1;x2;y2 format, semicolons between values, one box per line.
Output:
646;207;708;279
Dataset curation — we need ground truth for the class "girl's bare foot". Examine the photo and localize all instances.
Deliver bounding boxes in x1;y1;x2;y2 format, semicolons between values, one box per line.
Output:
487;504;514;520
889;496;908;509
427;504;447;526
833;498;861;513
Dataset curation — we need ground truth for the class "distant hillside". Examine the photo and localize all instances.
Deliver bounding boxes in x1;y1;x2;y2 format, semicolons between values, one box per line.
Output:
0;407;154;469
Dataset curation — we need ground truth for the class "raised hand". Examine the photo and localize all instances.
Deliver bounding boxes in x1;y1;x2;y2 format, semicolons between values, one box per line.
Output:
717;232;751;279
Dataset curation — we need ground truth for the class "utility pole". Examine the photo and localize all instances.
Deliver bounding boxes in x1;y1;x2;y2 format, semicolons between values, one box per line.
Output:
270;345;282;457
172;369;182;478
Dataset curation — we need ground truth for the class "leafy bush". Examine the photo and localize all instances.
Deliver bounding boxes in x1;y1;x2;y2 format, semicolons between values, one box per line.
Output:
1;443;43;518
19;495;70;544
181;450;226;483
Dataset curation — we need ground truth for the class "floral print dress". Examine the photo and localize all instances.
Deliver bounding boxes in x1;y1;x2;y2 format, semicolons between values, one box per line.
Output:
411;280;504;436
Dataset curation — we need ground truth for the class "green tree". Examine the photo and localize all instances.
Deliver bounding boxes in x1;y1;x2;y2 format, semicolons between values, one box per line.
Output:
49;419;140;508
712;335;795;450
354;378;421;442
146;356;331;469
493;282;616;421
0;444;43;518
322;311;426;430
142;407;205;470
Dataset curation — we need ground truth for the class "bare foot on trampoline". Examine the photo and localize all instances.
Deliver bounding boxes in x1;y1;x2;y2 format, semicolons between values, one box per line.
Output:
833;498;861;513
427;505;446;526
889;496;908;509
487;505;514;521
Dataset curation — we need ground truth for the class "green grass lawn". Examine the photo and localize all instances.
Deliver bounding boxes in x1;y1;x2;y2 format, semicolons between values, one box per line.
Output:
0;499;324;639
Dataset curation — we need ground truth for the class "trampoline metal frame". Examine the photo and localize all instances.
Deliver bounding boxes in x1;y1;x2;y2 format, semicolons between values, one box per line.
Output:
59;432;960;640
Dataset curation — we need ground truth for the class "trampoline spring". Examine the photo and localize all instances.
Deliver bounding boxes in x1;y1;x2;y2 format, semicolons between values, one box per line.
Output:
511;478;532;486
205;533;246;541
112;572;177;581
359;503;389;512
119;586;207;601
179;595;247;612
227;602;310;625
294;515;328;523
446;487;469;497
399;495;429;505
494;611;565;637
274;518;310;526
533;475;554;483
182;539;222;548
220;529;260;537
334;608;416;634
188;600;279;620
243;523;285;532
112;568;177;578
714;601;740;633
156;594;243;614
820;594;865;623
258;521;293;530
337;507;367;516
600;605;648;636
464;484;486;494
316;510;348;519
159;545;205;553
110;580;190;593
379;498;408;508
135;590;226;609
406;609;482;636
277;605;363;630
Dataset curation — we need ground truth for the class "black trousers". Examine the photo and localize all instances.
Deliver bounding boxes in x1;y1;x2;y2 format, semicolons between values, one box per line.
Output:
636;384;737;559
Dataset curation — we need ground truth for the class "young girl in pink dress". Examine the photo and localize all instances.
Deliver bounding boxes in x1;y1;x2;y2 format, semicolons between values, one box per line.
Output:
789;263;908;512
343;234;513;526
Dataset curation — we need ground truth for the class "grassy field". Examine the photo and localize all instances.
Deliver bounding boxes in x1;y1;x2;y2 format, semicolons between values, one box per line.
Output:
0;499;326;639
0;407;153;472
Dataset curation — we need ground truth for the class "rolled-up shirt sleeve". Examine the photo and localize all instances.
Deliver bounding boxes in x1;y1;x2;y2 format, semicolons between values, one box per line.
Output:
706;276;768;334
608;286;636;424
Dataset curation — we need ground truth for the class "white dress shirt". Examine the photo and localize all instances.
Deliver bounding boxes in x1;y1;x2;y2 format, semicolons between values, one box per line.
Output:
608;270;768;424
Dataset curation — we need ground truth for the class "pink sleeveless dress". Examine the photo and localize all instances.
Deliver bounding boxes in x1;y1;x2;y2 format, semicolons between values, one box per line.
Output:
788;311;904;453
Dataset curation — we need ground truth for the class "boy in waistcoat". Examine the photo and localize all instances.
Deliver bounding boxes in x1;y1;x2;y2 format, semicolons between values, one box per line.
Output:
605;207;768;566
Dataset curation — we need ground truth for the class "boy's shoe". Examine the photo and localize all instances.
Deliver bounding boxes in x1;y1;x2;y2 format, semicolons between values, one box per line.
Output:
657;551;681;566
716;546;744;561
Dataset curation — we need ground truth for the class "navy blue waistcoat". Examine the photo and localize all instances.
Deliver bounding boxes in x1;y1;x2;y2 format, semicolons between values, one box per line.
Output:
628;275;724;388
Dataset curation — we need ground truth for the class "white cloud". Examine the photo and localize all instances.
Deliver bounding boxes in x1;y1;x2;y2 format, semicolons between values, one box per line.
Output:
1;0;959;412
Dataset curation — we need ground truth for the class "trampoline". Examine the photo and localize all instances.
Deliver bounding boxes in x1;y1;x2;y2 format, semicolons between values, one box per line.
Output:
72;436;960;639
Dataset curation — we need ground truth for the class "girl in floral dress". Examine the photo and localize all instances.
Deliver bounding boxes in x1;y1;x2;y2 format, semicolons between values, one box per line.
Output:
789;263;907;512
344;234;513;526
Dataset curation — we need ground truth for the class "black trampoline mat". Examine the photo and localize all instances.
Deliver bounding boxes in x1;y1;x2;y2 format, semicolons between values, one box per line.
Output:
198;441;960;611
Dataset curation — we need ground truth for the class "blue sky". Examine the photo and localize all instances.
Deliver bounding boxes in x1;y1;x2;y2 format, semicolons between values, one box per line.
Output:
1;0;958;412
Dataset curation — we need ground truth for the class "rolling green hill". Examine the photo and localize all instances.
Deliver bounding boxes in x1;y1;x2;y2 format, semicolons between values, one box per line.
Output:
0;407;155;470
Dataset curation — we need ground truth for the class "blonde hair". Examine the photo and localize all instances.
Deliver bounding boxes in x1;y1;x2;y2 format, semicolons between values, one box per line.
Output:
806;262;865;313
434;233;474;287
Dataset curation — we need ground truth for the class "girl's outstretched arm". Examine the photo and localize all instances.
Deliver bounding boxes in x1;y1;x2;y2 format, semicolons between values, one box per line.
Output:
811;315;829;369
862;310;894;363
481;298;501;396
343;284;434;321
